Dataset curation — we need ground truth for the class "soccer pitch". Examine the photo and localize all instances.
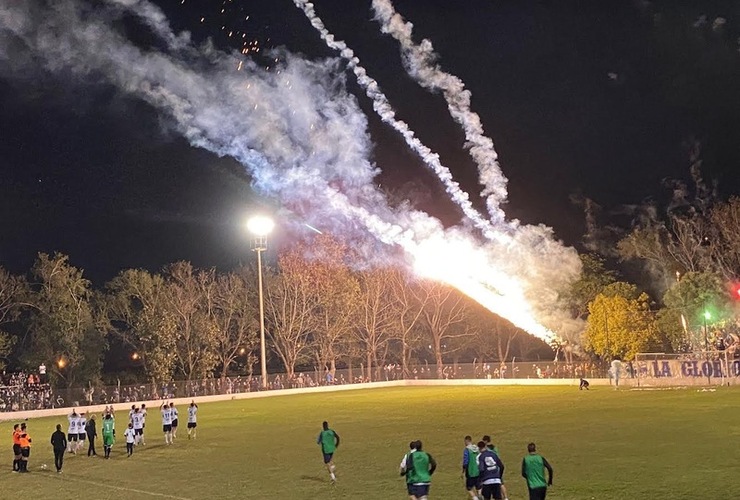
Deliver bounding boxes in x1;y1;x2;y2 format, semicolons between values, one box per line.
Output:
3;385;739;499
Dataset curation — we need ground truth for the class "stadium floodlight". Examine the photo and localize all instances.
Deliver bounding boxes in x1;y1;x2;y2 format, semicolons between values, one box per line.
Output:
703;310;712;320
247;215;274;390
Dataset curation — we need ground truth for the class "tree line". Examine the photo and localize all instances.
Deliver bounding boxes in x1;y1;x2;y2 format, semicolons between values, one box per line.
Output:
0;235;551;388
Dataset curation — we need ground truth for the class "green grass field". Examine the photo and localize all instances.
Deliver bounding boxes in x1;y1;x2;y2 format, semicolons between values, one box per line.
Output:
2;385;739;499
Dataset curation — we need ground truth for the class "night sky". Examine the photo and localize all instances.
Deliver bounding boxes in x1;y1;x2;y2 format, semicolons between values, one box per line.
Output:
1;0;739;284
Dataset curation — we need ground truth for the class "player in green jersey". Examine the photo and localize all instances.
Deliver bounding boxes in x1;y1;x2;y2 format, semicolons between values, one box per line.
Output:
462;436;481;499
102;413;115;459
521;443;553;500
317;421;340;482
401;440;437;500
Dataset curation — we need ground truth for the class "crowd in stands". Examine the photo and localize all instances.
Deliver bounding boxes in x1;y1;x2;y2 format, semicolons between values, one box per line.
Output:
0;361;614;412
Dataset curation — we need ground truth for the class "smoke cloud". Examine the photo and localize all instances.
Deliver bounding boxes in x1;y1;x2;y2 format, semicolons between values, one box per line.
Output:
0;0;582;342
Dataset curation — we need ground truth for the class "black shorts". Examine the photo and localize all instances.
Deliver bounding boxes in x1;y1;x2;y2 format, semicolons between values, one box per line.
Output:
407;484;430;497
13;444;21;456
171;419;178;428
21;447;30;458
466;476;480;490
135;428;143;435
481;483;502;500
67;433;78;441
187;422;197;429
163;424;172;433
78;433;86;441
322;453;333;464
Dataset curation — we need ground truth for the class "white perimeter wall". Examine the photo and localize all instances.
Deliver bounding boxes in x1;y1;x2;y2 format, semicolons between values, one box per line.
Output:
0;377;623;422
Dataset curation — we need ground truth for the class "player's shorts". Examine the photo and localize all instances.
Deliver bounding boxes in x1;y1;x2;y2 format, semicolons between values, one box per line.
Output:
134;428;143;435
78;433;86;441
466;475;480;490
21;447;30;458
408;484;430;497
67;433;78;441
322;453;333;464
103;433;114;446
527;487;548;500
187;422;197;429
13;444;21;456
171;419;178;428
481;483;502;500
163;424;172;433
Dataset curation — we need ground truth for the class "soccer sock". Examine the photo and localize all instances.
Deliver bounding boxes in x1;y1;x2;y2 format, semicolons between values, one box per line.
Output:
13;459;19;471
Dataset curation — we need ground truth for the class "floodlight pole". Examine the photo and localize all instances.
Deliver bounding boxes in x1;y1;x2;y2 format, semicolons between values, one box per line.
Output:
253;236;268;390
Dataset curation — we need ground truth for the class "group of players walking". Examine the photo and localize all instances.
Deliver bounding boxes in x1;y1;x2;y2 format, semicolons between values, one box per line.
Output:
317;422;553;500
10;400;199;474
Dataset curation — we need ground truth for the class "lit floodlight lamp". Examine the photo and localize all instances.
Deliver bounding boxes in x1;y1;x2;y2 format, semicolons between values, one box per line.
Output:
703;310;712;320
247;215;275;237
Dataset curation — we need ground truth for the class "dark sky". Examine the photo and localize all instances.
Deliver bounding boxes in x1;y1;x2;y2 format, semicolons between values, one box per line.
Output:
1;0;739;283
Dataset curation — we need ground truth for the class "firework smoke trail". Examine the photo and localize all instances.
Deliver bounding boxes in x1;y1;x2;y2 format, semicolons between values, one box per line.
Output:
371;0;506;224
292;0;509;243
0;0;581;342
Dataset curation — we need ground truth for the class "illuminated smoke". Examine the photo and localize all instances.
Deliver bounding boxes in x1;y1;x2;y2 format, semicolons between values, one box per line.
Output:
292;0;507;243
0;0;582;342
370;0;507;224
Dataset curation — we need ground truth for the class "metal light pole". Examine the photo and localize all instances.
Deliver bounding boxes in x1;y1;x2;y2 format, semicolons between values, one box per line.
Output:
247;215;275;390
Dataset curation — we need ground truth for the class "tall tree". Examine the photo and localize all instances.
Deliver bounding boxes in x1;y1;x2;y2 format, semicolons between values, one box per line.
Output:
388;270;426;377
354;267;396;381
164;262;218;380
26;253;104;387
0;267;28;370
418;280;468;377
104;268;177;384
584;282;661;361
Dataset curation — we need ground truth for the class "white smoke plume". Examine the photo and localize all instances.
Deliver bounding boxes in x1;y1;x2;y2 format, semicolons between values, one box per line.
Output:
292;0;509;243
370;0;507;224
0;0;582;342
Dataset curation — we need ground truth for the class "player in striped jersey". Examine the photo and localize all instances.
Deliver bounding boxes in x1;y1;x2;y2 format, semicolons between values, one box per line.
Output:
187;401;198;440
169;402;179;440
67;410;79;453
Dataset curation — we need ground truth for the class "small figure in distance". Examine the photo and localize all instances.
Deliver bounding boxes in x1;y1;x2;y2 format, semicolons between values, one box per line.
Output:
317;421;340;482
521;442;553;500
187;401;198;440
579;378;590;390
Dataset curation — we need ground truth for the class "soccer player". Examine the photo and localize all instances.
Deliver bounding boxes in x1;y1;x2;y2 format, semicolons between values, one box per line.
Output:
128;404;137;421
160;401;173;445
477;440;505;500
131;407;144;445
611;358;622;388
169;402;179;440
187;401;198;440
67;409;79;454
140;404;148;445
579;378;590;390
521;443;553;500
124;423;136;457
76;412;87;453
482;436;509;500
317;421;340;482
401;440;437;500
18;423;32;473
399;441;417;473
12;423;22;472
102;413;115;459
50;424;67;473
462;436;481;500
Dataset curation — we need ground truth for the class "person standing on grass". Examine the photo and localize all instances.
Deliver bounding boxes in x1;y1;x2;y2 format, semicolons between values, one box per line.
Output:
12;423;22;472
140;404;148;445
611;358;622;389
160;401;173;445
50;424;67;473
102;412;115;459
169;402;179;440
521;443;553;500
461;436;481;500
187;401;198;440
18;423;32;473
67;409;79;454
76;412;87;454
477;440;505;500
317;421;340;482
124;422;136;457
131;407;144;445
481;436;509;500
401;440;437;500
86;414;98;456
